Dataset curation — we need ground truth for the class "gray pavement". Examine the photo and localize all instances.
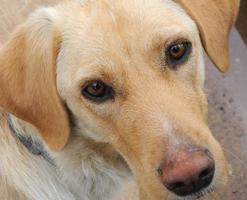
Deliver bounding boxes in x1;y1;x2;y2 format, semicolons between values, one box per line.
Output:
206;29;247;199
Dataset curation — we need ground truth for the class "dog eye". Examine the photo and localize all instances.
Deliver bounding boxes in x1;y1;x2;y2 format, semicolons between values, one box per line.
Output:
165;40;192;68
82;80;114;103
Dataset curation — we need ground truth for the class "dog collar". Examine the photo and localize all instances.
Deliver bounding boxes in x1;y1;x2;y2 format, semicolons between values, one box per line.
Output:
6;113;55;166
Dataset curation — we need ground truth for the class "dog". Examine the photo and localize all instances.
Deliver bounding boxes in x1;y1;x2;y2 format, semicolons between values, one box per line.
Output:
0;0;239;199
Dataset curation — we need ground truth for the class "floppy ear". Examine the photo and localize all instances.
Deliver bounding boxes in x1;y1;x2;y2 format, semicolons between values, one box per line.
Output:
176;0;240;72
0;8;70;151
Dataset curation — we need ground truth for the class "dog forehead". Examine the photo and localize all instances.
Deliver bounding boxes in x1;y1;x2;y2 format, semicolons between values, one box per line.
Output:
57;0;197;45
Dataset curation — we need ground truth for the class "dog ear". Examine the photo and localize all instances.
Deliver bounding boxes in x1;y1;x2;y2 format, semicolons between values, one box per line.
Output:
176;0;240;72
0;8;70;151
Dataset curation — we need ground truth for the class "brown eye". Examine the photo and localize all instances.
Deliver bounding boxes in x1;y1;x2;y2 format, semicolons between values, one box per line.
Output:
82;80;114;103
166;40;192;68
170;43;186;59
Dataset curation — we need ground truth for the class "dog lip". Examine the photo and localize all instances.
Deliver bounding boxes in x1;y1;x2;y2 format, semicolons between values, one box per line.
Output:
176;185;216;200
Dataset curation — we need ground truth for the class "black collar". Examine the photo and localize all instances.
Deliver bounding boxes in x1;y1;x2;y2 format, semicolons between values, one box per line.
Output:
6;113;55;166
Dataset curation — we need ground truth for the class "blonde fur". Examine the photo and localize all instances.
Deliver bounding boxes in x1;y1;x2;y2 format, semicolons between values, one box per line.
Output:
0;0;238;199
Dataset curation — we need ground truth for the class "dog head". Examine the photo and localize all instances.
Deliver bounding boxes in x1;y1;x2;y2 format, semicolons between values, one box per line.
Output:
0;0;239;199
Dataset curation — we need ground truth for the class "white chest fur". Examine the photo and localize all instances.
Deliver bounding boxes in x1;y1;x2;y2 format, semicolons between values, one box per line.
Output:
0;115;131;200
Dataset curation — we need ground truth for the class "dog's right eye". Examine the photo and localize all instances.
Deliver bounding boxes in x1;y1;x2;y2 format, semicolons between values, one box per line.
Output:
165;40;192;69
82;80;114;103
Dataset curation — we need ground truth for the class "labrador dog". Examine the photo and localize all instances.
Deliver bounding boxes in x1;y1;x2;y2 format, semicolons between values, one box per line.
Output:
0;0;239;199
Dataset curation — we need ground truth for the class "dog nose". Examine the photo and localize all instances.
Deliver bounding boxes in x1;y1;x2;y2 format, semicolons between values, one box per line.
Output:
159;149;215;196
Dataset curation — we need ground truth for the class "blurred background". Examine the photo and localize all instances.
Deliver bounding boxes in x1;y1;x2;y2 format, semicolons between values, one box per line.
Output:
0;0;247;199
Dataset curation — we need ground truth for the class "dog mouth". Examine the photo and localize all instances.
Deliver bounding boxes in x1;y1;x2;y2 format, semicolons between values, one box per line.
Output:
175;185;216;200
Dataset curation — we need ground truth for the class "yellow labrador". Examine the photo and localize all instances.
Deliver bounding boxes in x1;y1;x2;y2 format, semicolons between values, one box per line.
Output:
0;0;239;199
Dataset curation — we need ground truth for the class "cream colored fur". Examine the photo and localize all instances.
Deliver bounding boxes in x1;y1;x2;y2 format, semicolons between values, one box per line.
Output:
0;113;130;200
0;3;131;199
0;0;238;199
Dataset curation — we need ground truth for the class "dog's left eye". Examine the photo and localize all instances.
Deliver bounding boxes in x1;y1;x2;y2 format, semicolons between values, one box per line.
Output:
82;80;114;103
165;40;192;68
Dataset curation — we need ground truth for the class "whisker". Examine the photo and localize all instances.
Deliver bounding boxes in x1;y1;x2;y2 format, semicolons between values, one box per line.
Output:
220;146;247;172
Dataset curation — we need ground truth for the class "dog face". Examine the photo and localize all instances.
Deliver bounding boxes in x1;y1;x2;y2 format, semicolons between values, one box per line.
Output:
0;0;239;199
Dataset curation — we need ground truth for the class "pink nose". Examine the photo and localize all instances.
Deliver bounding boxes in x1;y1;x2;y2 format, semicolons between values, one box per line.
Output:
159;149;215;196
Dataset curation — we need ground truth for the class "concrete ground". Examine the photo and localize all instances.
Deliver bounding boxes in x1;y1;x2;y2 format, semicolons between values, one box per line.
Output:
206;29;247;199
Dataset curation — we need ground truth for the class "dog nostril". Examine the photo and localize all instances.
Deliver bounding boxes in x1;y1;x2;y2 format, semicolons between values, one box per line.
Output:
166;182;185;191
199;167;214;180
163;165;215;196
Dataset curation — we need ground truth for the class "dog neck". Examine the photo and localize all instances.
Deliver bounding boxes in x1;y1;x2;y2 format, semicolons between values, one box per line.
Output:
5;112;131;200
